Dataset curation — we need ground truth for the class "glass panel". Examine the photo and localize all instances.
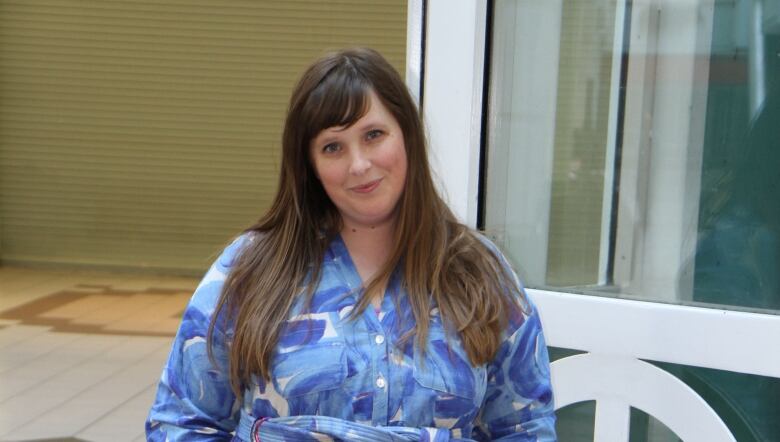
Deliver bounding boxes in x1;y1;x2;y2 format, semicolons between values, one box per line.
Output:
629;408;681;442
556;401;596;441
485;0;780;313
486;0;780;440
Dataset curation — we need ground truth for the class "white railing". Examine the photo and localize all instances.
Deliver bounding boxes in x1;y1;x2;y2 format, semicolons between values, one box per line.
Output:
530;290;780;441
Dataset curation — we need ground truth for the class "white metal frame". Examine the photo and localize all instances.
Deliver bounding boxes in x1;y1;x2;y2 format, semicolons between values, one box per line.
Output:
412;1;780;441
597;0;628;285
551;353;734;441
533;289;780;442
420;0;487;227
532;290;780;380
405;0;425;105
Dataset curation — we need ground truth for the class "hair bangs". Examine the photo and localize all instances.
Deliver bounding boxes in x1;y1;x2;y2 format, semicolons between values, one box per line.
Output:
303;68;372;141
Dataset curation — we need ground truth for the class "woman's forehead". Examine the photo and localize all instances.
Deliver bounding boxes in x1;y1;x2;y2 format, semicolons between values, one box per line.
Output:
308;84;371;130
311;92;393;140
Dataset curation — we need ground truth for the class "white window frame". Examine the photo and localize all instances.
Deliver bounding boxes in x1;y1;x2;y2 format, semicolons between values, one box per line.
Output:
418;0;487;227
409;1;780;440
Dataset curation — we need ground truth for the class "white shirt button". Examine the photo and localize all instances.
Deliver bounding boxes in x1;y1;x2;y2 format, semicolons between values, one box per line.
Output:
376;377;386;388
375;334;385;345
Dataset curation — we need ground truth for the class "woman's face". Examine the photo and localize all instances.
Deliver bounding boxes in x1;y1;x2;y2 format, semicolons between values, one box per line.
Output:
309;90;408;230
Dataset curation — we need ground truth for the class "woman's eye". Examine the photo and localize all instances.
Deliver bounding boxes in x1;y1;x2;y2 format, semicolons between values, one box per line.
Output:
366;129;383;141
322;143;340;153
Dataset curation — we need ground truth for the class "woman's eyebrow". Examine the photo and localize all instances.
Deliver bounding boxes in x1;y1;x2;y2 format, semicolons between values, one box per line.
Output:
313;134;338;146
356;120;388;131
313;126;346;143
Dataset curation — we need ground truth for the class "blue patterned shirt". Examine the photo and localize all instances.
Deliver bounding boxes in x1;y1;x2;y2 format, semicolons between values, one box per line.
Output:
146;234;556;441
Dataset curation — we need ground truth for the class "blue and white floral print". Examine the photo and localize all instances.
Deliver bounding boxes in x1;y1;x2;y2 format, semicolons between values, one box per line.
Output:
146;234;556;441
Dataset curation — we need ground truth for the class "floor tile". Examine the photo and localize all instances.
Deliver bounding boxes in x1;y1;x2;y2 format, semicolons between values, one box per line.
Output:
0;351;134;435
0;325;51;350
0;267;193;441
6;342;170;441
0;334;127;406
0;329;82;374
76;371;165;442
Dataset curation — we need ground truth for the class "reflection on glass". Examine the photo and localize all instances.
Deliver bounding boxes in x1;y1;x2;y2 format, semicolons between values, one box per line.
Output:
695;5;780;311
486;0;780;440
485;0;780;314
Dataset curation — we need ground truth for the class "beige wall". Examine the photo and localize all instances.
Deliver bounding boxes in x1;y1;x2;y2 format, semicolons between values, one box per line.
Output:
0;0;407;274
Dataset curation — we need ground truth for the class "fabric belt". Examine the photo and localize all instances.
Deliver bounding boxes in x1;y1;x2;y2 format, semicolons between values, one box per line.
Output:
236;409;469;442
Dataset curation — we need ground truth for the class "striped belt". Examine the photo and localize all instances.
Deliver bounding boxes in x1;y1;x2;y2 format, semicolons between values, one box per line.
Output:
236;409;470;442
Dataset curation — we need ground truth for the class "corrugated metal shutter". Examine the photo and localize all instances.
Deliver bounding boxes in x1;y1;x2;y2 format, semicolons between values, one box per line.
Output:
0;0;407;273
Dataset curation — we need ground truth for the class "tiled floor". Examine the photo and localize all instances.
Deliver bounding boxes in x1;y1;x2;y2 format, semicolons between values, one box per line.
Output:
0;266;199;442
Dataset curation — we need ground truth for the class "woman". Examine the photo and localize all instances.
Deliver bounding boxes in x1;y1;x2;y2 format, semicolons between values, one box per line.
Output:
147;47;556;441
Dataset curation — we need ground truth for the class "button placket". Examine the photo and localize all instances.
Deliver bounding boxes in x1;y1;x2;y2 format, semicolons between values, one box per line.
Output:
370;332;390;425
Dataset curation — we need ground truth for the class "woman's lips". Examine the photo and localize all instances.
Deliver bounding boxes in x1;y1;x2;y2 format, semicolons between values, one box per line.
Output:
350;178;382;194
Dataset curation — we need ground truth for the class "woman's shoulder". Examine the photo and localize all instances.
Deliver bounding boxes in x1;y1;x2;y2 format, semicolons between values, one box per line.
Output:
471;230;501;252
470;230;535;320
186;232;257;313
459;228;512;266
214;231;258;272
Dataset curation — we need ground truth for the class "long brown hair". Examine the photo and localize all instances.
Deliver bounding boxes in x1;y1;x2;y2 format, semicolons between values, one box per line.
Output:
209;47;527;396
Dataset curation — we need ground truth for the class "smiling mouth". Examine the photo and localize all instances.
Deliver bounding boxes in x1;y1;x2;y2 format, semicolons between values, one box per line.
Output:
351;178;382;193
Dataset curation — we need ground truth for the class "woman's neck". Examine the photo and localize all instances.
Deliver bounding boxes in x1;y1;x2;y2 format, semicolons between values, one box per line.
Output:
340;218;395;288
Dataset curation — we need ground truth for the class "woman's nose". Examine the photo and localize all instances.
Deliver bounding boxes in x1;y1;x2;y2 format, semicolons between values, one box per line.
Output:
348;149;371;175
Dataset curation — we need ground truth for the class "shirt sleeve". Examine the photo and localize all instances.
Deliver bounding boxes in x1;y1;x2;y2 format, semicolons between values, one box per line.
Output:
473;302;557;441
145;235;249;441
472;237;557;441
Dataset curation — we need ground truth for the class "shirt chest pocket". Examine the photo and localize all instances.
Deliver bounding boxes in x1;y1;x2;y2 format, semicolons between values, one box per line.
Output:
271;318;347;398
412;331;487;402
